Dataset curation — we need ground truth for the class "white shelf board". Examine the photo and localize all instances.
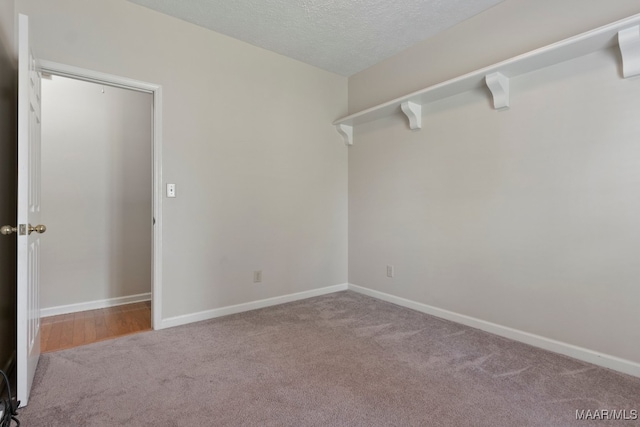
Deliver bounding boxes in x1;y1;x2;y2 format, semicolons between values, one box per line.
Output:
334;13;640;129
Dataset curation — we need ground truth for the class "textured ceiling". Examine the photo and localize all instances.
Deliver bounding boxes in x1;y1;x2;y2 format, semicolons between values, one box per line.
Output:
128;0;505;76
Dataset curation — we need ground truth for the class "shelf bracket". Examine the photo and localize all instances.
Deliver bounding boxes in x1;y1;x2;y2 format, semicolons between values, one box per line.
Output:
336;124;353;146
618;25;640;78
400;101;422;130
485;72;510;111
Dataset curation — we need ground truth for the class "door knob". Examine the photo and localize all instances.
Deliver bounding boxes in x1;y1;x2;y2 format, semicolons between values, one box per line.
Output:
0;224;47;235
28;224;47;234
0;225;17;235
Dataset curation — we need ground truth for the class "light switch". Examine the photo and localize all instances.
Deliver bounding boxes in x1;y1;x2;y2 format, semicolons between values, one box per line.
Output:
167;183;176;198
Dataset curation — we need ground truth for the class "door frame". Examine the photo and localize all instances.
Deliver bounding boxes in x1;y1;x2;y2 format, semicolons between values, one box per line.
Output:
38;60;163;329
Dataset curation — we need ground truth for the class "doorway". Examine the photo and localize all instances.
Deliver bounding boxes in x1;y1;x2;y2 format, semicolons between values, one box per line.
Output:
36;62;163;346
39;75;151;351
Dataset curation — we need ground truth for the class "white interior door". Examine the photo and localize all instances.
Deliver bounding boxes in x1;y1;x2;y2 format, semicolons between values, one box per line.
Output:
17;13;44;406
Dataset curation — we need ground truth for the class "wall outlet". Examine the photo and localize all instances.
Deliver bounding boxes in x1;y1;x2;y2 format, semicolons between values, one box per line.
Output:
166;183;176;198
253;270;262;283
386;265;394;278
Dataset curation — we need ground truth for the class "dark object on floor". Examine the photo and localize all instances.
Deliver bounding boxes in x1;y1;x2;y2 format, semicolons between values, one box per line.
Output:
0;370;19;427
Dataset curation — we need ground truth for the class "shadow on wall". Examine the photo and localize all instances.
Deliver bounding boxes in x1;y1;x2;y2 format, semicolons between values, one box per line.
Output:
0;28;18;373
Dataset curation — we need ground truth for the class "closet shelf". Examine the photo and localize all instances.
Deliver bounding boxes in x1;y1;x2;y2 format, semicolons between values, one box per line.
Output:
334;13;640;146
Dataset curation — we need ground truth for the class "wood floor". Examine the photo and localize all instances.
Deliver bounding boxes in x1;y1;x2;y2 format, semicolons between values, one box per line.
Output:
40;301;151;353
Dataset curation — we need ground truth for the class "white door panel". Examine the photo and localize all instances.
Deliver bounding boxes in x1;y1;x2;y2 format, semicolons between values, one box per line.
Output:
17;13;43;406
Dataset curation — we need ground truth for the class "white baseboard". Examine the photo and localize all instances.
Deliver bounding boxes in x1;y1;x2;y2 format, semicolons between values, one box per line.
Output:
160;283;349;330
348;284;640;378
41;293;152;318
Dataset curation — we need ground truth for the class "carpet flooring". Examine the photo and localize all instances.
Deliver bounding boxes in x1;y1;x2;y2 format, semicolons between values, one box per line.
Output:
18;291;640;426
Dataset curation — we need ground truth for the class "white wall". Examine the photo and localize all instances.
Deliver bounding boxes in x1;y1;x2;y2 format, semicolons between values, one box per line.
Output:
0;0;15;60
16;0;348;321
40;76;152;310
348;11;640;365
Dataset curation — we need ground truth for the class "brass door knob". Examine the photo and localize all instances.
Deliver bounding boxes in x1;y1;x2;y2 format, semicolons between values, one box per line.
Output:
1;224;47;235
28;224;47;234
0;225;17;235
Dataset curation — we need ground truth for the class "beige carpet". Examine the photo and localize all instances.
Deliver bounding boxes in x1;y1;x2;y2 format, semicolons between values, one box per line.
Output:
18;291;640;426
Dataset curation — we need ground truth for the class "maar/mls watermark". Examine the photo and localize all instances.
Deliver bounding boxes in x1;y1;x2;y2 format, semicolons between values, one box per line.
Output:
576;409;638;421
